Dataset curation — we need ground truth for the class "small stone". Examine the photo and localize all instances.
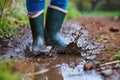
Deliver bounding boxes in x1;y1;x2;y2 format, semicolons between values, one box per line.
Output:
109;27;119;32
47;46;52;51
84;63;93;70
101;69;114;77
96;52;100;55
86;55;96;60
100;66;106;70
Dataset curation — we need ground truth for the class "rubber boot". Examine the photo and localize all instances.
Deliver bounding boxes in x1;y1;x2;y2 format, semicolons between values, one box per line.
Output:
29;13;51;53
45;6;67;51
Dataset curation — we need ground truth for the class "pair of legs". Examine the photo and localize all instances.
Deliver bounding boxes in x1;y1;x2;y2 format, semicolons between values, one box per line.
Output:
26;0;68;53
26;0;68;13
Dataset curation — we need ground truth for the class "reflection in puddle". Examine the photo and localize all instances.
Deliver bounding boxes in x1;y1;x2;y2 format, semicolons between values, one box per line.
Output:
9;55;103;80
60;63;103;80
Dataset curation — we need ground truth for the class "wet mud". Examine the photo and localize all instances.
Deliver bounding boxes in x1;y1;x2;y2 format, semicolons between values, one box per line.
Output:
0;16;120;80
8;55;103;80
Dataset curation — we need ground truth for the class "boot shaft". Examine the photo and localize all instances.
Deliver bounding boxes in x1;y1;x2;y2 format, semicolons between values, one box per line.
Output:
45;6;67;50
29;13;44;31
45;7;66;36
29;13;44;40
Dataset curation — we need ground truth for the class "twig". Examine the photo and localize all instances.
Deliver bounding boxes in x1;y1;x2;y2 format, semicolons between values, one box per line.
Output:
100;60;120;67
23;65;61;77
24;69;49;77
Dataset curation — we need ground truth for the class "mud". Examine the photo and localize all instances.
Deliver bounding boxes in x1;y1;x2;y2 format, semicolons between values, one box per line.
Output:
8;55;103;80
0;16;120;80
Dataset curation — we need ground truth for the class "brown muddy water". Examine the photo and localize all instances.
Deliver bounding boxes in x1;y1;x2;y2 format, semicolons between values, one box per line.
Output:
0;22;111;80
9;55;103;80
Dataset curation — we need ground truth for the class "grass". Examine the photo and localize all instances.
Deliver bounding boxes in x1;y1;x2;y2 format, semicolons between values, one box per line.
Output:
114;51;120;67
82;11;120;17
114;51;120;59
96;35;107;43
65;2;82;20
0;0;28;38
0;63;20;80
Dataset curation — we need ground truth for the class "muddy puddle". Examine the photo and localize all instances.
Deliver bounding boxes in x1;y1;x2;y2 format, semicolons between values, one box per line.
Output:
9;55;103;80
3;22;107;80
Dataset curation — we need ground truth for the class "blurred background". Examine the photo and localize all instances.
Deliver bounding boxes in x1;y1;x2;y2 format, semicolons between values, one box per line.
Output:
71;0;120;16
0;0;120;36
75;0;120;11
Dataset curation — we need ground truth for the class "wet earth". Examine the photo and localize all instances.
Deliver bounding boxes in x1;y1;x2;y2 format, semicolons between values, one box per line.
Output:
0;16;120;80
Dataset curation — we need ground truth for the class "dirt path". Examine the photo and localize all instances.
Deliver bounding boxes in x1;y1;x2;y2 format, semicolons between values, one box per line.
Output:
77;16;120;63
0;16;120;80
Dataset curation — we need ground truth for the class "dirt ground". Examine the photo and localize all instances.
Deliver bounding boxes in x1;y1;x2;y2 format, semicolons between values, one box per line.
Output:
77;16;120;63
0;16;120;80
0;16;120;66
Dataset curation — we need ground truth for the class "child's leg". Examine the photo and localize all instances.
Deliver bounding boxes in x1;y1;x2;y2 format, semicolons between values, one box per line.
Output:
26;0;45;13
50;0;68;10
26;0;51;53
45;0;68;52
